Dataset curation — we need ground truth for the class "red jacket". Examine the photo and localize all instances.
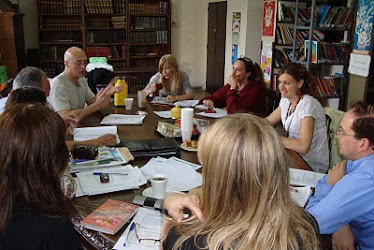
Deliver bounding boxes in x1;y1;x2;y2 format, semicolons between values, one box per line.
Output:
200;81;266;116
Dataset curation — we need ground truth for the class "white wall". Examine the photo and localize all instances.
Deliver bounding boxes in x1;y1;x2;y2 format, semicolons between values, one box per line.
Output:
171;0;263;90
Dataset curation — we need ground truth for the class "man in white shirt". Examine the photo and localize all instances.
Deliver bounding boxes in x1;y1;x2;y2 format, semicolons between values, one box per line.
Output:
50;46;119;123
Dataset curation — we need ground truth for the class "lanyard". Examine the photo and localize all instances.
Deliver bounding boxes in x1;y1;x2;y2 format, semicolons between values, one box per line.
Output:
284;98;301;137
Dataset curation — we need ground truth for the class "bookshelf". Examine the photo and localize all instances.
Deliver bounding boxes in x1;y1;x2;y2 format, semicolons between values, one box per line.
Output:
38;0;170;93
266;0;356;109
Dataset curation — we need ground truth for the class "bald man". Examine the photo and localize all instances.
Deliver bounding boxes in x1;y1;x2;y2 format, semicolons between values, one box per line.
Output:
50;47;119;122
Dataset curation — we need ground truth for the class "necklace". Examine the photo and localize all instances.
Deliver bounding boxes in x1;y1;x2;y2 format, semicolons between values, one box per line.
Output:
284;98;301;137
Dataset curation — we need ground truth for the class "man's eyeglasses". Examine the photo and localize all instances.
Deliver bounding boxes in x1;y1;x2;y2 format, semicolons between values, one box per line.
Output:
335;126;355;137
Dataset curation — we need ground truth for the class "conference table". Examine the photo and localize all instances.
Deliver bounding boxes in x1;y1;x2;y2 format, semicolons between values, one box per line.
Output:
69;91;312;249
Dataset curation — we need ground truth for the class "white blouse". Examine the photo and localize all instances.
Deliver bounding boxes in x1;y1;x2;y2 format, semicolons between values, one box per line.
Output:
280;94;329;173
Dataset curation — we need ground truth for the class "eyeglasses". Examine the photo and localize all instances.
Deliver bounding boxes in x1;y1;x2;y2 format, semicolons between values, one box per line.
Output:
335;126;355;137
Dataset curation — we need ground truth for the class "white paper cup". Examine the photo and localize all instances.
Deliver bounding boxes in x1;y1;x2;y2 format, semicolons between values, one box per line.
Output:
181;130;193;142
125;98;133;110
137;90;147;108
150;174;168;199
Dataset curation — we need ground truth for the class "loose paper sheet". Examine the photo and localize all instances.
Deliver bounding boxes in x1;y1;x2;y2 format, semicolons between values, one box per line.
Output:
153;110;171;118
100;114;146;125
289;168;326;188
73;126;120;143
196;108;227;118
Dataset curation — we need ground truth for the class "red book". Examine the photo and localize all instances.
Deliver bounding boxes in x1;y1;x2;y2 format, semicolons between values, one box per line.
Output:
81;199;139;235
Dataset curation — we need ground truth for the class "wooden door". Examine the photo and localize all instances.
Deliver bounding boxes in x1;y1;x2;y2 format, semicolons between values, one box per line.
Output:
206;1;227;93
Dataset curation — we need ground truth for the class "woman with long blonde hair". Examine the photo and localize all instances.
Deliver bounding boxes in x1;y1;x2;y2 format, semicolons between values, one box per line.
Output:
143;54;194;102
162;114;319;250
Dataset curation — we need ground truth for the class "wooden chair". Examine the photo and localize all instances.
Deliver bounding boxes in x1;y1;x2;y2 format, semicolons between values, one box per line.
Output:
263;87;279;117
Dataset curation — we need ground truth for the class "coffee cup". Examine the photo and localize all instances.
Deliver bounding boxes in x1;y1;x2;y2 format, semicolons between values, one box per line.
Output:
125;98;133;110
150;174;168;199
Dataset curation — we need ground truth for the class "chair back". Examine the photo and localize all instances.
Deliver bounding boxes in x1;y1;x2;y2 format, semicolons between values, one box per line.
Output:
263;87;279;117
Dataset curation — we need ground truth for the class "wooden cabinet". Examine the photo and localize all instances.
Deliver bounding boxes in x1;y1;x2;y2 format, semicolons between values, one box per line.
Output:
0;12;25;78
38;0;170;93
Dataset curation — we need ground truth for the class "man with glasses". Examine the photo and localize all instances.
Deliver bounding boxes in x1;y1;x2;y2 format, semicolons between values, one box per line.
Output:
50;46;119;123
306;101;374;249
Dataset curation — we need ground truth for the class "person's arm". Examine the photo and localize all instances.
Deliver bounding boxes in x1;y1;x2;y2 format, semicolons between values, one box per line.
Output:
65;133;117;151
163;193;204;223
281;116;315;154
332;224;356;250
199;84;230;108
266;106;282;125
306;161;374;234
166;93;194;103
143;73;159;96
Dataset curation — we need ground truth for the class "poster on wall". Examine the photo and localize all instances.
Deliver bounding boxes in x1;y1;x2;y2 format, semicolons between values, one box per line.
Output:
262;0;277;42
232;12;241;45
232;44;238;65
260;41;273;85
353;0;374;55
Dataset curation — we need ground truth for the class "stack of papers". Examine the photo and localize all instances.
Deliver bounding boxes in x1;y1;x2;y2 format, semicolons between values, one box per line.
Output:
289;168;326;207
69;147;131;173
150;96;168;105
74;126;120;143
196;108;227;118
100;114;146;125
173;100;199;108
114;207;162;250
140;156;202;192
75;165;147;196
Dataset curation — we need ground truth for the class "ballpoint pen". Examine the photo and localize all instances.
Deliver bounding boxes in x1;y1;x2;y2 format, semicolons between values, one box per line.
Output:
123;222;136;246
92;172;129;176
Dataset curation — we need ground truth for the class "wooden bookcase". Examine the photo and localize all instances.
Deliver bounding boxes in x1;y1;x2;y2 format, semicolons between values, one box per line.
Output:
265;0;356;110
38;0;171;93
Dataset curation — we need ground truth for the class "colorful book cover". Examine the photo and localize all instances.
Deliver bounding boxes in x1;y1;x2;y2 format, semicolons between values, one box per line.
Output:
81;199;139;235
262;0;277;42
304;40;318;64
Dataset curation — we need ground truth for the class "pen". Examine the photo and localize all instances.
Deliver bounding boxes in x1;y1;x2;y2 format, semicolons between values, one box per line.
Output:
92;172;129;176
123;222;136;246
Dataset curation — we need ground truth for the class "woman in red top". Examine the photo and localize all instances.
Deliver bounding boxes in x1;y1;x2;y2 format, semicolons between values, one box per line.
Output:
199;57;266;116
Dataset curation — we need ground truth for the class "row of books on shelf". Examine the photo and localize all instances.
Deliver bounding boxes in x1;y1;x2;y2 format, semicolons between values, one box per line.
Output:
316;5;352;28
41;62;64;77
276;26;325;45
314;76;344;97
41;45;69;61
129;2;168;15
86;45;126;59
131;17;167;30
39;0;81;14
125;73;154;89
129;45;166;57
112;16;126;28
86;30;125;44
41;16;82;30
130;58;159;68
130;31;168;44
41;31;82;43
84;0;113;14
278;4;315;23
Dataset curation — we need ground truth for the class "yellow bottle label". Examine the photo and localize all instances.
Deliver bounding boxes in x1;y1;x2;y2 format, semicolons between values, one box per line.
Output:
114;78;128;106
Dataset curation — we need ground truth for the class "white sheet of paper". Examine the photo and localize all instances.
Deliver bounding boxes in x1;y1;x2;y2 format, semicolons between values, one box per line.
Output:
140;157;202;191
150;96;168;105
100;114;146;125
75;165;147;196
289;186;313;207
194;104;208;110
196;108;227;118
173;100;199;108
73;126;119;143
289;168;325;188
113;207;162;250
153;110;171;118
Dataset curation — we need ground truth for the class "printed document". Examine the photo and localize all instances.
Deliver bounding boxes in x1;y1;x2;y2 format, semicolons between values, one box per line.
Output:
289;168;326;188
100;114;146;125
73;126;120;143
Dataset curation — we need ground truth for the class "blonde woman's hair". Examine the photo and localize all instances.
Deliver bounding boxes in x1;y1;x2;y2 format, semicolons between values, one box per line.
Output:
158;54;180;95
171;114;319;250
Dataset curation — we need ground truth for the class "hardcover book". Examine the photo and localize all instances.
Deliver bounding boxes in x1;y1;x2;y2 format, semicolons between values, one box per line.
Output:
81;199;139;235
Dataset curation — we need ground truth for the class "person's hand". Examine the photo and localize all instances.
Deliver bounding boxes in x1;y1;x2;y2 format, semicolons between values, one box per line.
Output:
95;80;124;109
93;134;117;147
202;100;214;109
327;160;347;185
60;111;80;128
164;193;203;223
150;83;157;94
228;75;238;90
166;95;177;103
332;224;355;250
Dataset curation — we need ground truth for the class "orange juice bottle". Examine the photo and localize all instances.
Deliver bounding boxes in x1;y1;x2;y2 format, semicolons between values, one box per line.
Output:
114;77;128;106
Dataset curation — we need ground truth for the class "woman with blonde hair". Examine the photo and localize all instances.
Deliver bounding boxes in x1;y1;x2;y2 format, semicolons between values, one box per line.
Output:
143;54;194;102
162;113;319;250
